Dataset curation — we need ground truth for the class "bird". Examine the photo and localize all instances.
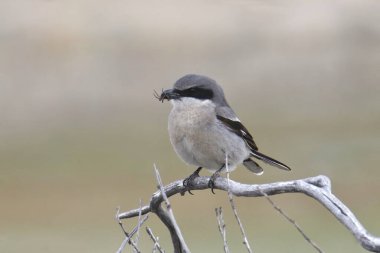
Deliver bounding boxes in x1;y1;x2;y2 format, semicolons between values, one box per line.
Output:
155;74;291;193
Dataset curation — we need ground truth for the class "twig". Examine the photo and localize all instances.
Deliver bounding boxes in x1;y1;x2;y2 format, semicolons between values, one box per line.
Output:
116;236;130;253
115;207;140;253
117;175;380;252
146;226;165;253
225;158;253;253
215;207;230;253
133;199;143;252
116;207;129;237
117;215;148;253
115;206;149;253
259;188;324;252
154;164;191;253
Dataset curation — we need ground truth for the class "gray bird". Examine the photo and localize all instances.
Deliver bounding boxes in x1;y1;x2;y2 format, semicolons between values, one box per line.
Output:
156;74;291;193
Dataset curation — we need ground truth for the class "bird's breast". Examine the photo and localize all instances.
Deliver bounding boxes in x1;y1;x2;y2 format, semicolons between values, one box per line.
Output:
167;98;250;171
167;99;216;162
168;98;216;134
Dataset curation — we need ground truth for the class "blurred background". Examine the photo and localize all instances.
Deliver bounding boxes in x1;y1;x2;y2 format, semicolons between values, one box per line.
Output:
1;0;379;252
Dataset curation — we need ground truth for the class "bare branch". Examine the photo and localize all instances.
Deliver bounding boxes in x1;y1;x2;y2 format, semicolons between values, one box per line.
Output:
154;165;191;253
118;175;380;252
227;188;253;252
115;212;149;253
215;207;230;253
116;236;130;253
146;226;165;253
225;160;252;253
115;207;140;253
259;188;324;253
116;207;129;237
133;199;143;252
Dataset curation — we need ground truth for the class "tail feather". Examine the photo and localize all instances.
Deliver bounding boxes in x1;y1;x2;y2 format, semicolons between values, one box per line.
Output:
243;158;264;175
250;150;291;171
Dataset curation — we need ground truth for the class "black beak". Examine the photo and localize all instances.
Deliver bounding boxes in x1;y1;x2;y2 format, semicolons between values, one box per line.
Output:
154;88;181;102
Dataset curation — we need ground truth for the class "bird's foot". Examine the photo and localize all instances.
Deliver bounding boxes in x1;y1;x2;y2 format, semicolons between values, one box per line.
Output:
208;171;221;194
183;167;202;195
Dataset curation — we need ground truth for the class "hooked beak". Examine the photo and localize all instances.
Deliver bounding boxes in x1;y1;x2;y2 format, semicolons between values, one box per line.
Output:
155;88;181;102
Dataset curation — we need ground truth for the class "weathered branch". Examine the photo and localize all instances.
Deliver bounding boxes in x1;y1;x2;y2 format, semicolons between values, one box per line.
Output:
153;165;190;253
118;175;380;252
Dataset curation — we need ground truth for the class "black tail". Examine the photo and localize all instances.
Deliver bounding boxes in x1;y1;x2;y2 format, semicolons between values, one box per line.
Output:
250;150;291;171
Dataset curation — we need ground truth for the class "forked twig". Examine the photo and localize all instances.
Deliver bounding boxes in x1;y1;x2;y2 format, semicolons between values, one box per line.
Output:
146;226;165;253
115;206;149;253
154;164;190;253
215;207;230;253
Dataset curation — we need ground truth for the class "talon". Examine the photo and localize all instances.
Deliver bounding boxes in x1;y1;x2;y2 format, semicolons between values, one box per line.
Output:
182;167;202;195
183;178;194;195
208;172;220;194
183;178;190;187
208;179;216;194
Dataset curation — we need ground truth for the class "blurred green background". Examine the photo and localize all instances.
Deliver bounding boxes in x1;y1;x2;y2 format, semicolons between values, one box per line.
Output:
1;0;379;252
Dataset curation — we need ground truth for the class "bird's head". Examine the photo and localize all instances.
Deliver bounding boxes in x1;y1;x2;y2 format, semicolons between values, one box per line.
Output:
155;74;228;106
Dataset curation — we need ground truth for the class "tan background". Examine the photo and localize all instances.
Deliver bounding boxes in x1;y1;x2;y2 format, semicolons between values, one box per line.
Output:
1;0;379;252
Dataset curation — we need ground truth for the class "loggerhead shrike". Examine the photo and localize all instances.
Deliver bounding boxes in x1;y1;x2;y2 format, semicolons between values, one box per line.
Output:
156;74;291;193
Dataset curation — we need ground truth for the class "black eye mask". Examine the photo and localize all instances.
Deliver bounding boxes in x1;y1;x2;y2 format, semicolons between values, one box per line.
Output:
175;87;214;100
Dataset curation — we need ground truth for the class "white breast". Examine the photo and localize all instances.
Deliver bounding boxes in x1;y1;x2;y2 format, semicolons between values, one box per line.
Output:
168;98;250;172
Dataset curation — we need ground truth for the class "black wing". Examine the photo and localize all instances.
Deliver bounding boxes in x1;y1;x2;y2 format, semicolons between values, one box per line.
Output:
217;115;291;171
216;115;258;151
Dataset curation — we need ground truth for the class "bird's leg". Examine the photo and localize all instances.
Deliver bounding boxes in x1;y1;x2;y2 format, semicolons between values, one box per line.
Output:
183;167;202;195
208;164;225;194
